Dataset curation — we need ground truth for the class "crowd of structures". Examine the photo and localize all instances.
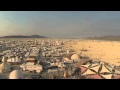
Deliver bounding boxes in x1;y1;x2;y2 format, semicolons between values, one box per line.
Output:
0;38;120;79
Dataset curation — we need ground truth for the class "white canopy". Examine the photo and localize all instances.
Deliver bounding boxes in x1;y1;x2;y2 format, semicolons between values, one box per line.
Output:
71;54;81;61
9;70;24;79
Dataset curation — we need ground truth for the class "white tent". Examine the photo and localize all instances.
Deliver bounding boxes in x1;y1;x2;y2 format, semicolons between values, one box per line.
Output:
71;54;81;62
9;70;24;79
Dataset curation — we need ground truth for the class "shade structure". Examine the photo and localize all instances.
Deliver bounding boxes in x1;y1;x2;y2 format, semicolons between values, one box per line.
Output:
80;64;91;73
81;63;100;75
90;64;101;73
81;64;91;68
112;74;120;79
82;69;97;75
81;66;103;79
90;63;100;68
99;64;111;74
77;60;120;79
84;74;103;79
103;65;120;79
104;64;120;74
79;66;88;73
100;74;113;79
81;63;113;79
88;63;112;74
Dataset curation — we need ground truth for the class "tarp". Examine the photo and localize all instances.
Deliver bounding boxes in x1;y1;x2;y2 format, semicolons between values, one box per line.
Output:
100;74;112;79
85;74;102;79
100;65;111;73
80;66;87;73
90;65;100;73
90;63;99;68
82;69;96;75
104;64;120;74
81;64;91;68
112;74;120;79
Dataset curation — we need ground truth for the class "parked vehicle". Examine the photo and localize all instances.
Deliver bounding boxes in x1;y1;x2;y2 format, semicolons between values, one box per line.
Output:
20;62;43;73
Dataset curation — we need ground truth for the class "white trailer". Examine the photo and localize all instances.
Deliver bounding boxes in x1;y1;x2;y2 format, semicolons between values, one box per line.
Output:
20;63;43;73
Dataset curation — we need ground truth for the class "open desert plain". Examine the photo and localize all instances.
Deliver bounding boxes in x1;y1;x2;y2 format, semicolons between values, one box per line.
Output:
65;39;120;66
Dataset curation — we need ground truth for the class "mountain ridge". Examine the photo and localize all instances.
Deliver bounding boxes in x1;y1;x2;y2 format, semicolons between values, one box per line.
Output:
85;35;120;41
0;35;47;38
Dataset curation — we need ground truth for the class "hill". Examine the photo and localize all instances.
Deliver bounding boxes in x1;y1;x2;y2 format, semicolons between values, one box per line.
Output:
85;35;120;41
0;35;47;38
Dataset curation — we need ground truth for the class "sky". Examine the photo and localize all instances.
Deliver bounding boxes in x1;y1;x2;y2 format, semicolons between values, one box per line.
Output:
0;11;120;38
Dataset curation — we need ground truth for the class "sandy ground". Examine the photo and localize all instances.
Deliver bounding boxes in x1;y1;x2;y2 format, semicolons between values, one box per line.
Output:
64;39;120;66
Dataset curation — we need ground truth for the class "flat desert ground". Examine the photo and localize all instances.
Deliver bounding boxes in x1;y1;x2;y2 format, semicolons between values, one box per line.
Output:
64;39;120;66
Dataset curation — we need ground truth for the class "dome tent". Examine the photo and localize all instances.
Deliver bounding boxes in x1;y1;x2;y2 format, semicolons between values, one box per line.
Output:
71;54;81;62
9;70;24;79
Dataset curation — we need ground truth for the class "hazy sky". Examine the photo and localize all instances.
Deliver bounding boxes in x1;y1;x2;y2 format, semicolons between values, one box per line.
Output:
0;11;120;38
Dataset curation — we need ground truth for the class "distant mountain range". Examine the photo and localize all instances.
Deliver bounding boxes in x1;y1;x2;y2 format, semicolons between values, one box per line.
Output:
0;35;47;38
85;35;120;41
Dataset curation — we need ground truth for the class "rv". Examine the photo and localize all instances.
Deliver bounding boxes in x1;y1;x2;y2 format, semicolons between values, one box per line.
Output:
20;62;43;73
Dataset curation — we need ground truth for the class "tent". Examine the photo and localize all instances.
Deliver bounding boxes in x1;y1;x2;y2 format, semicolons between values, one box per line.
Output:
80;62;120;79
9;70;24;79
71;54;81;62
